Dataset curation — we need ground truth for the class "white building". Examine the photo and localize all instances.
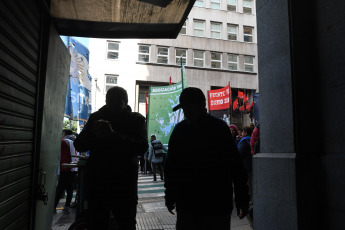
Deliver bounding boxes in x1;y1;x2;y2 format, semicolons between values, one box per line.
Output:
89;0;258;128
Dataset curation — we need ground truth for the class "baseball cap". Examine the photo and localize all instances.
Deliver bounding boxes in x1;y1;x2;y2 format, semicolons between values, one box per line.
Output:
172;87;206;112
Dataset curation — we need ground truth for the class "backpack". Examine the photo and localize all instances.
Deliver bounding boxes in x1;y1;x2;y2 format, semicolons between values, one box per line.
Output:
151;141;164;158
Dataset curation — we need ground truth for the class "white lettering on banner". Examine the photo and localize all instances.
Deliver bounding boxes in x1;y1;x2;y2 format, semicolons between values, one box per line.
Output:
211;99;224;105
152;86;178;93
210;91;226;98
71;92;89;106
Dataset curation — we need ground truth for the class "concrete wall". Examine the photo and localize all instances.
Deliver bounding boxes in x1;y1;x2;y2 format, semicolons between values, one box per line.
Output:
254;0;297;229
254;0;345;229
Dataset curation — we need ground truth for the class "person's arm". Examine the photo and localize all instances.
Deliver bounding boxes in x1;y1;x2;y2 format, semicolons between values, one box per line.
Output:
162;145;168;152
73;114;96;152
148;144;153;162
250;127;259;155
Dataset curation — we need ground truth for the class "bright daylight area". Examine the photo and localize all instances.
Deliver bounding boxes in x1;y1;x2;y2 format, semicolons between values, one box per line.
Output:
54;0;258;229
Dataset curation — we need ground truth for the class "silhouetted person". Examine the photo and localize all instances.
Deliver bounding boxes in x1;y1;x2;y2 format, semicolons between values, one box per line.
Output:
148;134;168;182
74;86;148;230
54;129;76;214
238;126;253;204
164;87;250;230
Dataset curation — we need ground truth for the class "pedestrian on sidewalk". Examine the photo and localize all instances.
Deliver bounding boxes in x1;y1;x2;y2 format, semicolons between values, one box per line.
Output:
148;134;168;182
54;129;76;214
164;87;250;230
238;126;253;204
74;86;148;230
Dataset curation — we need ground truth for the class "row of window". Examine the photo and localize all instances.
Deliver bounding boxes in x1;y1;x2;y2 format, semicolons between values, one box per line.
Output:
107;42;255;72
181;20;253;42
108;42;254;72
139;44;254;72
195;0;254;14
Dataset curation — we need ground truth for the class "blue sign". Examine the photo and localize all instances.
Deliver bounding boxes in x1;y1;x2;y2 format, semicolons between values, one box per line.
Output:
64;37;92;128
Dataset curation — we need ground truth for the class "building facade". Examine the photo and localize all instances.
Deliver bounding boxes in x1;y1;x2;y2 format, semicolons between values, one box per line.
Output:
89;0;258;128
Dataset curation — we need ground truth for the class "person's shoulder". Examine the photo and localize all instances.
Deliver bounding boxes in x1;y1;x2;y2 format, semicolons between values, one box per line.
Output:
206;114;229;127
131;111;145;119
87;110;102;122
130;112;146;122
174;119;188;130
61;139;69;147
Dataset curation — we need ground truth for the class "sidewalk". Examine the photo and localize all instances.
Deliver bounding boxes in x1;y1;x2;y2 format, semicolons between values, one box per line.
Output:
52;174;253;230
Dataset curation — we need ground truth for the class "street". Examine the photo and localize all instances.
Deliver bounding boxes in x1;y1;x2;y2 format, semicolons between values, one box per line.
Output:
53;173;253;229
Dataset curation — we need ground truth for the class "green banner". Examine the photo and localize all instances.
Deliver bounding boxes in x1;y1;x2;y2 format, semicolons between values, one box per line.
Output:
147;82;184;146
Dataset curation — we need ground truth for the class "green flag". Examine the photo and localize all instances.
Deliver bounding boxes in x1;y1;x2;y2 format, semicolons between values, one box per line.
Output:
181;57;188;89
147;82;184;146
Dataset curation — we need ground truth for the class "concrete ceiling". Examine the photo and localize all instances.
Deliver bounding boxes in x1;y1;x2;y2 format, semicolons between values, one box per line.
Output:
50;0;195;38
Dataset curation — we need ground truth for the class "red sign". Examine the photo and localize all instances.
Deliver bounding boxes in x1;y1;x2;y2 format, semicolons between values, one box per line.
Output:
208;85;231;110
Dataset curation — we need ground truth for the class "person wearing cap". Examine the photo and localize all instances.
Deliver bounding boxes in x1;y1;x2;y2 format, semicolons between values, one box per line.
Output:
164;87;250;230
74;86;148;230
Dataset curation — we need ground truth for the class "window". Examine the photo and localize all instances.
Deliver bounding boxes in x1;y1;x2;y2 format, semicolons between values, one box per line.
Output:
193;50;205;67
106;41;119;60
211;52;222;69
227;24;238;41
138;44;150;62
193;20;205;37
138;87;149;103
211;0;221;10
180;20;187;35
176;48;187;66
243;0;253;14
228;54;238;70
194;0;204;7
244;26;253;42
244;56;254;72
227;0;236;11
105;75;118;92
211;22;222;39
157;47;169;64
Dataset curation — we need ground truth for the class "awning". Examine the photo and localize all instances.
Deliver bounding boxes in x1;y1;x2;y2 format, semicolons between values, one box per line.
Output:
50;0;196;38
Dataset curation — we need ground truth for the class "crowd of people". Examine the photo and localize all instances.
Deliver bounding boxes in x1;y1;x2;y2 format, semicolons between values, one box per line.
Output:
54;86;259;230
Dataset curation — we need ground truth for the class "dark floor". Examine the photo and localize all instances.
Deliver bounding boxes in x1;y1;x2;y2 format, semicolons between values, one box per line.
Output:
52;174;253;230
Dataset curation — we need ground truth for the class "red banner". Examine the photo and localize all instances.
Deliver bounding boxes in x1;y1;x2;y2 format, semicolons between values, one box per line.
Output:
208;85;231;111
145;91;148;114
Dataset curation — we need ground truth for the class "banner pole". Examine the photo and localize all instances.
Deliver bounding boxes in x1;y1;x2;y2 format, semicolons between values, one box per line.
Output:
228;82;231;125
207;90;210;113
180;56;184;89
252;89;255;125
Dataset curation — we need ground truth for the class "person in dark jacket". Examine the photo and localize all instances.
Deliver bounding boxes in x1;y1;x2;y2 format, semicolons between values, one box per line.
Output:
237;126;253;204
148;134;168;182
74;86;148;230
229;124;239;144
164;87;249;230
